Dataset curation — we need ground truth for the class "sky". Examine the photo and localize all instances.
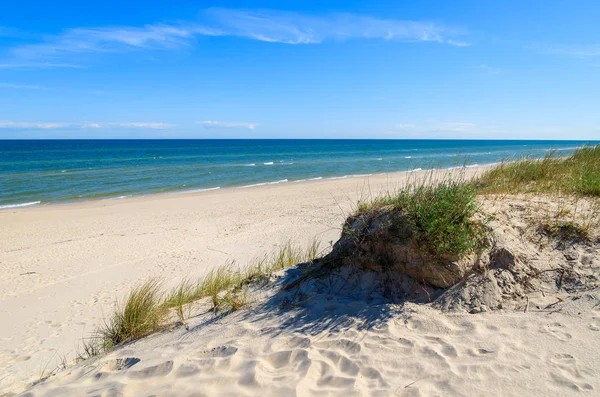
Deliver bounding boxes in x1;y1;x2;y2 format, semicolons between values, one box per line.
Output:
0;0;599;139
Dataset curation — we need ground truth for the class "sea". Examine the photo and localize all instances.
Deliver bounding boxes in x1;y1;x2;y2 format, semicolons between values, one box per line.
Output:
0;139;597;209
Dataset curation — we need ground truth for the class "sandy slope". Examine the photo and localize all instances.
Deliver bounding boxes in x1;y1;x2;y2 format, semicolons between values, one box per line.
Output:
22;269;600;397
0;168;482;394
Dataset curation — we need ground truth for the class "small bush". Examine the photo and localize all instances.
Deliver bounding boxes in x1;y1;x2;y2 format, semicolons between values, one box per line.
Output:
357;178;487;258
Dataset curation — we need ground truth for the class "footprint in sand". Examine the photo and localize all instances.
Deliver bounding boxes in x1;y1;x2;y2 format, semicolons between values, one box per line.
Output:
319;349;360;376
548;353;594;392
424;336;459;358
467;348;496;360
127;360;173;379
253;349;312;387
314;338;361;355
544;322;572;341
589;317;600;331
102;357;141;371
196;345;238;359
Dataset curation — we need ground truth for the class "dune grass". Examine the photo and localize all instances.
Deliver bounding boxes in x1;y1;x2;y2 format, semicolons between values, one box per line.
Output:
475;145;600;197
356;175;488;258
97;279;166;350
80;239;323;359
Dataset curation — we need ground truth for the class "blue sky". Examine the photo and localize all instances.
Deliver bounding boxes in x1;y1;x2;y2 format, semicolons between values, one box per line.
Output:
0;0;599;139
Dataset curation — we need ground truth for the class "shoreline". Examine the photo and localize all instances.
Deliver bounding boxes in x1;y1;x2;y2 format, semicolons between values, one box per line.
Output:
0;163;495;212
0;164;493;392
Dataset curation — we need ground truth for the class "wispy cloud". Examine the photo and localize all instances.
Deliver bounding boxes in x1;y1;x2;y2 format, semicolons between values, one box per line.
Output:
0;121;173;129
11;25;195;60
390;122;477;138
0;82;43;89
0;121;70;129
198;120;259;129
547;45;600;57
3;8;468;67
0;62;84;69
395;122;475;133
479;63;501;75
200;8;468;45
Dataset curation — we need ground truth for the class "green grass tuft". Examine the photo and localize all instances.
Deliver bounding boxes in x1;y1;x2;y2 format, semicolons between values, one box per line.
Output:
161;277;198;322
476;145;600;196
97;279;165;350
356;177;487;258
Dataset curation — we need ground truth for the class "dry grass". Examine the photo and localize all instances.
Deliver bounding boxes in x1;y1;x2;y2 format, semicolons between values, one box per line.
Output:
161;277;197;322
80;239;323;359
97;279;166;350
536;196;600;241
476;145;600;197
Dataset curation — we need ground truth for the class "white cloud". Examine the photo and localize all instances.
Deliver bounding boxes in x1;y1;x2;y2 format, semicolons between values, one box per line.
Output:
548;45;600;57
479;63;502;75
102;122;173;129
395;122;475;133
201;8;467;45
0;82;42;89
198;120;259;129
0;62;83;69
0;121;173;129
12;25;194;59
0;121;70;129
4;9;468;66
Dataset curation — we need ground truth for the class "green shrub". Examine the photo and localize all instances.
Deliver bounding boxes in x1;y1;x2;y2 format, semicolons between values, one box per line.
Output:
357;178;487;258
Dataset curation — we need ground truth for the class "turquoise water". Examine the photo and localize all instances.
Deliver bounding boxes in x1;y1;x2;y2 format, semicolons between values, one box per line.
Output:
0;139;597;208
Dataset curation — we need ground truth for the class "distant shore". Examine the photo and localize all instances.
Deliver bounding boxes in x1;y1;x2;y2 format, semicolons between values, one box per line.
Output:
2;138;593;210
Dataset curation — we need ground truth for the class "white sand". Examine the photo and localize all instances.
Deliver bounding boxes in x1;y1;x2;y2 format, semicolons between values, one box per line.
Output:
2;166;599;396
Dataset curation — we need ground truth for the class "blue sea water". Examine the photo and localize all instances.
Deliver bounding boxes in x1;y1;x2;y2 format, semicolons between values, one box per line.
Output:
0;139;597;209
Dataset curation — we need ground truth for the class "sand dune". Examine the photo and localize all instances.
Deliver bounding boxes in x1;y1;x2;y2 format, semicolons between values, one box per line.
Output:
3;165;599;396
22;271;600;396
1;168;480;394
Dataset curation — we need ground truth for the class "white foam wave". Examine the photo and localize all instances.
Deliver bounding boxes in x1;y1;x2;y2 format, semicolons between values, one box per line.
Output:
405;156;412;159
294;176;323;183
376;158;383;161
239;182;267;188
0;201;41;209
412;168;423;171
188;187;221;193
327;175;348;180
244;163;256;167
263;162;274;165
239;179;288;188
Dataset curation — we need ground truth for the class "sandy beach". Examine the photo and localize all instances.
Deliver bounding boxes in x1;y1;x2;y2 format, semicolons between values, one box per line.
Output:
2;165;599;396
0;168;469;392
